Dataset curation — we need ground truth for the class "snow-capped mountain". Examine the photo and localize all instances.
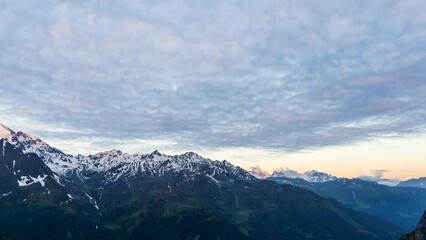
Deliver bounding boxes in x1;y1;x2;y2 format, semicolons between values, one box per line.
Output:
0;123;406;240
271;168;338;183
0;124;254;184
300;170;338;183
247;165;338;183
70;149;255;184
0;124;76;175
0;123;13;140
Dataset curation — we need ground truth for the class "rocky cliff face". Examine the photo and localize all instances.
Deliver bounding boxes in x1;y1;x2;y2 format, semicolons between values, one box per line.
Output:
400;212;426;240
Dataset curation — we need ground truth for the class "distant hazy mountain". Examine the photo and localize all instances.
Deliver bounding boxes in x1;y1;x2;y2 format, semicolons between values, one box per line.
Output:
297;170;338;183
268;177;426;231
398;177;426;188
0;124;403;240
247;166;270;179
248;166;338;183
377;178;401;186
249;165;404;187
399;211;426;240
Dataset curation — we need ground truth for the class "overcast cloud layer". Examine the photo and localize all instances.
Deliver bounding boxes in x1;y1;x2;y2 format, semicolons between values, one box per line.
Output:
1;0;426;153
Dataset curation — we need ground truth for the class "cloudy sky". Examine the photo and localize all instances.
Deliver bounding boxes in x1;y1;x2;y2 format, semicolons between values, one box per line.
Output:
1;0;426;180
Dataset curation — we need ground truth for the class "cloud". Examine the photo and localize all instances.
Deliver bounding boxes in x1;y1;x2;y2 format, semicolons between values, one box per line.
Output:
0;0;426;154
358;169;400;183
372;169;391;179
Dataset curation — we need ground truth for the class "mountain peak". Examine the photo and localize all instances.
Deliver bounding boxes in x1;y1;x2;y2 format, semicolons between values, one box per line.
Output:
0;123;14;140
150;150;162;156
300;170;338;183
89;149;126;158
14;131;41;142
0;124;42;143
102;149;123;155
180;151;201;158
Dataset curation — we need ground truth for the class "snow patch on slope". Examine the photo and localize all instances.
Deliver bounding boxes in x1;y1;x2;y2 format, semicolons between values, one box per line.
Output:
85;193;100;210
17;175;47;187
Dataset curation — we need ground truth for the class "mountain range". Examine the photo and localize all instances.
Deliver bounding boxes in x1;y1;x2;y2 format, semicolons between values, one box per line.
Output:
248;166;337;183
249;166;426;189
248;165;426;230
0;123;404;240
267;177;426;231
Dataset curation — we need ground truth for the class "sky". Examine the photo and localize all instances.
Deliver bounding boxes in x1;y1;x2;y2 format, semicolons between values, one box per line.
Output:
0;0;426;180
